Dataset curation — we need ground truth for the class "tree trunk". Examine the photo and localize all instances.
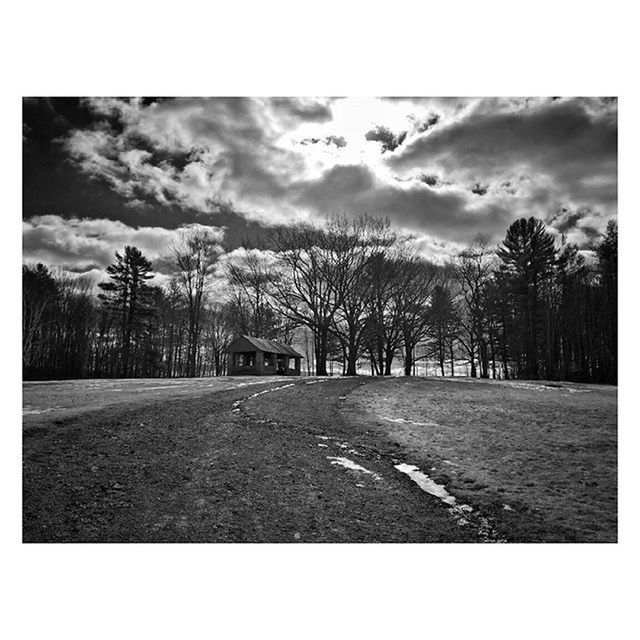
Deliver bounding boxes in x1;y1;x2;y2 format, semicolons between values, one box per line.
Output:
384;348;394;375
345;349;358;376
479;339;489;378
403;343;413;376
315;327;329;376
344;331;359;376
449;343;455;377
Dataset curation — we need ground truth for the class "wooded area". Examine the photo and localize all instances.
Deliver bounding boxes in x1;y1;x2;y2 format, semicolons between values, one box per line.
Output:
23;215;617;383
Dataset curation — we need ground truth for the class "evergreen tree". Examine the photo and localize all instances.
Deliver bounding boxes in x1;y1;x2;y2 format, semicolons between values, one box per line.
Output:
98;246;154;377
596;221;618;383
497;217;557;378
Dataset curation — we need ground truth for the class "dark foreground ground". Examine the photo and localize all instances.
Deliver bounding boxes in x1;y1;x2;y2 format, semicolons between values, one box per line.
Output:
23;376;617;543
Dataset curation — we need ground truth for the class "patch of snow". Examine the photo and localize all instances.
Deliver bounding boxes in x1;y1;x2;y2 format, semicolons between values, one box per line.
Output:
503;504;514;511
140;385;178;391
317;443;328;448
23;406;62;415
231;383;296;411
316;435;329;440
395;463;457;505
327;456;381;480
380;416;440;428
501;381;589;393
249;383;295;399
235;380;271;389
395;462;505;542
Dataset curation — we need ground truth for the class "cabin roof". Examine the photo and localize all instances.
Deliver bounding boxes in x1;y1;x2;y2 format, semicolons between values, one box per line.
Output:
228;335;304;358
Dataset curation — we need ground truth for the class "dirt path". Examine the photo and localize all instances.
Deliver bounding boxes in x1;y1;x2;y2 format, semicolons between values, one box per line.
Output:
23;378;485;542
24;376;614;542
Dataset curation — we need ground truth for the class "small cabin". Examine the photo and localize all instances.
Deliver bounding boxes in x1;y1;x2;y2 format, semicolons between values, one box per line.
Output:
227;335;304;376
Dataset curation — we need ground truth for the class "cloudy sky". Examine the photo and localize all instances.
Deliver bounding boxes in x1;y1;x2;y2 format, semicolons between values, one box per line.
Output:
23;97;617;283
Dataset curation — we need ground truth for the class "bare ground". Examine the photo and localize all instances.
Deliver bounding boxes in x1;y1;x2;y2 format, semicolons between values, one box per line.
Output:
23;375;616;543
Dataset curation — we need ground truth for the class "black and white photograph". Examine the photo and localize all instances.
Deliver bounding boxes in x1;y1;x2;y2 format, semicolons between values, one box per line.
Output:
22;95;618;544
5;2;637;639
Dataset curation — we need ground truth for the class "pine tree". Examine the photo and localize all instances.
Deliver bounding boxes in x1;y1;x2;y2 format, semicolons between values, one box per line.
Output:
98;246;154;377
497;218;557;378
596;221;617;383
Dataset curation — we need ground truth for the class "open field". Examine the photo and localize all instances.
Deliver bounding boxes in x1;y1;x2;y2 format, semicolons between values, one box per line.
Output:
22;376;286;426
23;376;617;543
345;377;617;542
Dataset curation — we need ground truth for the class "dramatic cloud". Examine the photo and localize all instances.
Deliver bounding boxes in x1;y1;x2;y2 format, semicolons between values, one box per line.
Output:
300;135;347;148
471;183;489;196
365;125;408;153
418;173;439;187
24;97;617;277
22;215;225;283
545;206;609;249
388;98;617;229
291;164;513;243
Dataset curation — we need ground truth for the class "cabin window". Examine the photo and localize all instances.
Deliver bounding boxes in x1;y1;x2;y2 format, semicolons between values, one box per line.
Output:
233;352;255;367
264;352;274;367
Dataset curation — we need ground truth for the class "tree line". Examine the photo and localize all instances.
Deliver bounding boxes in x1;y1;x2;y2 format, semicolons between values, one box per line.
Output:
23;215;617;383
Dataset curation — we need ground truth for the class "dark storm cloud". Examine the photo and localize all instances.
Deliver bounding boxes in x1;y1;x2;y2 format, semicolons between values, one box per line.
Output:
410;112;440;133
300;135;347;148
471;183;488;196
293;164;512;243
548;206;588;234
270;97;333;123
389;98;617;213
24;97;617;277
365;126;408;153
544;205;606;249
419;173;439;187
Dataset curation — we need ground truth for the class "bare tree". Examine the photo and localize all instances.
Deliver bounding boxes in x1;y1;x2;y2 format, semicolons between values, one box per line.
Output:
23;264;57;371
263;215;380;375
224;248;296;341
453;235;496;378
171;228;221;377
362;242;436;376
396;258;438;376
330;216;398;375
225;248;274;337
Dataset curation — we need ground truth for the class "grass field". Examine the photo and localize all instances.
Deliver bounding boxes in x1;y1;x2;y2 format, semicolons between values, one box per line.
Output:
23;375;617;543
345;377;617;542
22;376;285;426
